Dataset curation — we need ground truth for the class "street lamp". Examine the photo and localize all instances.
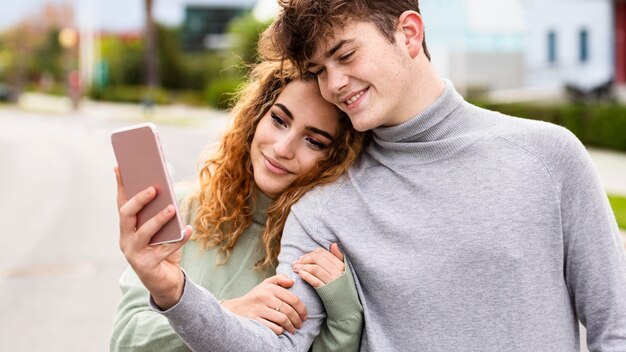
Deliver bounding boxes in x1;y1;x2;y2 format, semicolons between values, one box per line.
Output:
58;27;80;110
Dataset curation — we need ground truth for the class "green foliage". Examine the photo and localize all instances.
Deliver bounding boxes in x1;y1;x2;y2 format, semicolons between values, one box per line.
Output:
204;76;242;110
608;195;626;230
227;13;272;69
478;101;626;152
99;35;144;86
89;85;170;104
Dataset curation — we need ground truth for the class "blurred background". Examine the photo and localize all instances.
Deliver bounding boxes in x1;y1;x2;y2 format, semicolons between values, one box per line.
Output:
0;0;624;350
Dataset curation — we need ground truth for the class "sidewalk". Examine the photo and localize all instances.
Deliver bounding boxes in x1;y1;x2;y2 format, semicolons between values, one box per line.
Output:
16;92;229;126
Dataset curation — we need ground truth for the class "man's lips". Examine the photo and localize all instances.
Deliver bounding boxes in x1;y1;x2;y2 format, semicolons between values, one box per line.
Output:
263;155;291;175
342;88;368;108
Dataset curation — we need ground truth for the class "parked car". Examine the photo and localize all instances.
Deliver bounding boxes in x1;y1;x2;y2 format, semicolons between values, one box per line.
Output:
0;83;17;102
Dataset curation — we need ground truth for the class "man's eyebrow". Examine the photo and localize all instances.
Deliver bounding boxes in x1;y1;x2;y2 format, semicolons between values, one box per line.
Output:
325;39;355;58
306;39;356;70
274;103;335;142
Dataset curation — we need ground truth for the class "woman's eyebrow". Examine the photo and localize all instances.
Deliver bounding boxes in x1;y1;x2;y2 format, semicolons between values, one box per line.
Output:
275;103;294;120
274;103;334;142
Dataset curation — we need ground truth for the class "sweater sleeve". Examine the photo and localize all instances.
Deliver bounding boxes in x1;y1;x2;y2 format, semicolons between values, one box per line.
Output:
153;211;331;351
109;267;191;352
555;133;626;350
311;257;363;352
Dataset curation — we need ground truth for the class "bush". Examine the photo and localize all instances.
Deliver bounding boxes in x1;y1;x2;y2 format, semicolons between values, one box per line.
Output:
89;85;171;105
204;77;242;110
478;102;626;152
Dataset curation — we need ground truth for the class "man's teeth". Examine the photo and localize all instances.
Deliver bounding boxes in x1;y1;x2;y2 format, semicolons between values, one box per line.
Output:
346;91;364;105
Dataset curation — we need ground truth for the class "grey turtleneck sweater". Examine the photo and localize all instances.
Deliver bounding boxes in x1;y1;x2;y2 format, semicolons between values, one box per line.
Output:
159;81;626;351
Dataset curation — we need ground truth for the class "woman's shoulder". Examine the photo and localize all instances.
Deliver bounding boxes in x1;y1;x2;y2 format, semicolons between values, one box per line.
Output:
174;181;201;226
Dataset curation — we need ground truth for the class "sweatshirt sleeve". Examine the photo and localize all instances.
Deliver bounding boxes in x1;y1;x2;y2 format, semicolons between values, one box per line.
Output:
554;132;626;350
152;211;328;351
109;267;191;352
311;257;363;352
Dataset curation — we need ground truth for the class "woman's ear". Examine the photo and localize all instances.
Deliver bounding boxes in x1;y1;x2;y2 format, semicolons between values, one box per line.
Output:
397;11;425;58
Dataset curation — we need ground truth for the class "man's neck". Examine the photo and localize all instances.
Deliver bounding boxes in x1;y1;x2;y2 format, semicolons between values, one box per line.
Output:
387;64;446;127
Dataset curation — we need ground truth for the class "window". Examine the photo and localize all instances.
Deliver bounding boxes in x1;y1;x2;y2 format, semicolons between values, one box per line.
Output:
579;29;589;63
548;30;557;64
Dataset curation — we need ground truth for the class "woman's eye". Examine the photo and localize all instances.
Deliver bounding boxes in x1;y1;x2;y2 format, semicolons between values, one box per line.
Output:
305;137;328;151
270;112;287;127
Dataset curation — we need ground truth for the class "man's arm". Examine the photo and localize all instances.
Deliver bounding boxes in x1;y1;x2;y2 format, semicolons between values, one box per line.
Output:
557;133;626;350
155;211;327;351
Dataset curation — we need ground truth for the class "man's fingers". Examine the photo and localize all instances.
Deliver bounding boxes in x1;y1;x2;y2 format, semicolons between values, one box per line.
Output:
119;186;157;221
134;204;177;246
154;225;193;259
114;166;128;209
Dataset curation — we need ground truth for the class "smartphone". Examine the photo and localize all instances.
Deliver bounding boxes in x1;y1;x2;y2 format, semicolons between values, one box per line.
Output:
111;123;185;245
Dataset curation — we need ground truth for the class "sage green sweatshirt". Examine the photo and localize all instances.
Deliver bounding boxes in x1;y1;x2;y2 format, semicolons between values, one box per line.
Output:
110;187;363;351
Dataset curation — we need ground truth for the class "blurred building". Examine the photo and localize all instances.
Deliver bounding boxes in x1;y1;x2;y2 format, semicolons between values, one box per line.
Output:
421;0;526;93
181;0;257;51
616;0;626;85
525;0;614;91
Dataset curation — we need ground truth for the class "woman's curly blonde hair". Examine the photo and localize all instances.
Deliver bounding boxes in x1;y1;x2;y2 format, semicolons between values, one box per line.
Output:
192;60;369;270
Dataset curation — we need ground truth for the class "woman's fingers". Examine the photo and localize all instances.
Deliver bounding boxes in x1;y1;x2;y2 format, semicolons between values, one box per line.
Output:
255;317;285;335
294;266;325;288
329;243;344;261
293;245;345;286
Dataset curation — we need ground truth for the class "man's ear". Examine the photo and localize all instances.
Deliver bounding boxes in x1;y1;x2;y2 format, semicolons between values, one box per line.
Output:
397;11;425;58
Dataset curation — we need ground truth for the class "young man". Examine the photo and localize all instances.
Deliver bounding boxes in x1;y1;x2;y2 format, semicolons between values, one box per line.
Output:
141;1;626;351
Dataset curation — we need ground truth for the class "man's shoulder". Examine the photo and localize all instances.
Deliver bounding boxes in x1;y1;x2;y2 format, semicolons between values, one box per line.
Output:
489;112;585;161
291;173;351;216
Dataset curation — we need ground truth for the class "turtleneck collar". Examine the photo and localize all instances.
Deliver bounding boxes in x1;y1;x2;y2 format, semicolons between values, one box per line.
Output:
251;187;273;226
367;80;491;165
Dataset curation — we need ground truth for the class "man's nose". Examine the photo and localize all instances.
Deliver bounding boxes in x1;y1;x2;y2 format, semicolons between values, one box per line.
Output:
326;68;348;95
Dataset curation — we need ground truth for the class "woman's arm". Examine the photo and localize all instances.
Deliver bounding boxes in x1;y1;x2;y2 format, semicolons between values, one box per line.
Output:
110;267;191;351
293;244;364;352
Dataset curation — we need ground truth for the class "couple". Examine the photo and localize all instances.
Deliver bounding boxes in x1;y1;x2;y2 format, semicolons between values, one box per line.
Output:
111;0;626;351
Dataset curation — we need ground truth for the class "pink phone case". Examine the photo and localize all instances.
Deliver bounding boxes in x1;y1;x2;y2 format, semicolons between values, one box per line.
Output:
111;123;184;245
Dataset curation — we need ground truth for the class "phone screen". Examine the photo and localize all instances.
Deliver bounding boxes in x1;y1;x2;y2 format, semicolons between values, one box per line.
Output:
111;123;184;245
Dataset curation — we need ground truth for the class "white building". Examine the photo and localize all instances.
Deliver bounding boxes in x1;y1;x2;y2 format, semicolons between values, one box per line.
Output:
421;0;526;92
524;0;614;91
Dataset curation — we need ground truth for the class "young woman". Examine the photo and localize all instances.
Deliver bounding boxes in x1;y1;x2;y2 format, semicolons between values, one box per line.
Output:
110;60;368;351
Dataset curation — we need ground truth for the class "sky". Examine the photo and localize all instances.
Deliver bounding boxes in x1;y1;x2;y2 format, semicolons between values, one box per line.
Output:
0;0;265;32
0;0;525;33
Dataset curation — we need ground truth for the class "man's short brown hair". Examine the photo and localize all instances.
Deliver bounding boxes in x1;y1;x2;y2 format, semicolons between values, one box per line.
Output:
260;0;431;72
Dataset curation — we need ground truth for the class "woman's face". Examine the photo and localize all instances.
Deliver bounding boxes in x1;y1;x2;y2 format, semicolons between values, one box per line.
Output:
250;79;341;199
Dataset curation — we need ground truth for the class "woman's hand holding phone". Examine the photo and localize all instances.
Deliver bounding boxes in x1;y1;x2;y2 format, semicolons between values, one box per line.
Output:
115;166;192;310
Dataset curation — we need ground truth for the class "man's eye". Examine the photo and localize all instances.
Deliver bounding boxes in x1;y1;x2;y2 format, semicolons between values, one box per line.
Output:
312;67;326;76
339;51;354;61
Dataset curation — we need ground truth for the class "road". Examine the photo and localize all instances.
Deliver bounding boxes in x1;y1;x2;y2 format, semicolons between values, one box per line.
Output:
0;102;624;351
0;105;228;351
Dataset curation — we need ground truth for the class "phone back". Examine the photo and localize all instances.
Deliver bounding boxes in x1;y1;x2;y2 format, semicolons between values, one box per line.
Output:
111;123;183;245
